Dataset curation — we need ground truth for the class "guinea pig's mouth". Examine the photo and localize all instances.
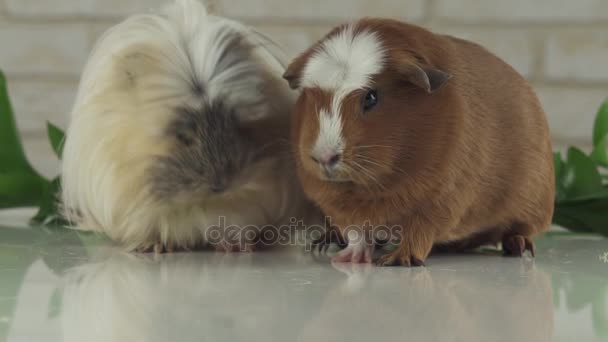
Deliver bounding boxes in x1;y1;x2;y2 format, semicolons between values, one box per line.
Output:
304;146;378;184
306;155;390;189
307;159;354;183
318;171;352;183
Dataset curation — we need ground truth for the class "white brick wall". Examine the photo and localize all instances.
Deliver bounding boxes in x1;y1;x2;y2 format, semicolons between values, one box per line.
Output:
0;23;88;76
9;79;75;134
435;0;608;23
216;0;425;22
5;0;168;18
0;0;606;175
252;24;332;59
545;31;608;83
536;86;608;147
432;27;537;78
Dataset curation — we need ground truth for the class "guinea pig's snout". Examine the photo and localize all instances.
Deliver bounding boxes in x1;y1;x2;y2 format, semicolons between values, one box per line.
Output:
209;183;227;194
208;176;229;194
310;150;342;178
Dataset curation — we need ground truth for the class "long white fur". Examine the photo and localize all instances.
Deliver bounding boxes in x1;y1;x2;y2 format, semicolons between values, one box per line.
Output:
301;25;386;159
61;0;301;251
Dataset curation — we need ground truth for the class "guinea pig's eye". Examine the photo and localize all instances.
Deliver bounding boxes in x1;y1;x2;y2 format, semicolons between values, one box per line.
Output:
362;89;379;113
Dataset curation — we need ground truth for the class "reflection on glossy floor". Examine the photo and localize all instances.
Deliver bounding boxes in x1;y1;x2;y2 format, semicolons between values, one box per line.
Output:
0;210;607;342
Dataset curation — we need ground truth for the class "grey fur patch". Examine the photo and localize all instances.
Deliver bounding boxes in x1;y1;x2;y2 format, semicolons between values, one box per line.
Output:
150;101;251;199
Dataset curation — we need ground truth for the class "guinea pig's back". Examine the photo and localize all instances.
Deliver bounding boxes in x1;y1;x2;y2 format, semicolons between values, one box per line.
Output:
442;35;554;231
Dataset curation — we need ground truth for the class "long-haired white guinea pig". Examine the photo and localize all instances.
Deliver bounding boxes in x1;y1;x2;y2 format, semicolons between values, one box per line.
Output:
61;0;311;252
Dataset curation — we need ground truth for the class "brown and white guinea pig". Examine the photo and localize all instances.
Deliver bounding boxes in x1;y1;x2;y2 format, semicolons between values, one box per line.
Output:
284;18;555;266
61;0;314;252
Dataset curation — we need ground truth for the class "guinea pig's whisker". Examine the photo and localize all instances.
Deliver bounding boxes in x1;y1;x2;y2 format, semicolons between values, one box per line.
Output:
354;145;400;151
356;154;407;176
341;163;364;183
343;163;376;192
350;160;386;192
355;155;387;168
356;162;379;183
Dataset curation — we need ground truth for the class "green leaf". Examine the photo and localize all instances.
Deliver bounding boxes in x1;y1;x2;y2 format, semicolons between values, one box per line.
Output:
590;136;608;167
47;122;65;159
0;71;64;223
554;99;608;237
0;69;49;210
30;177;63;225
552;212;593;234
0;173;48;209
557;190;608;203
591;98;608;168
592;98;608;146
554;152;562;179
554;152;567;202
560;147;604;200
553;198;608;236
0;70;37;174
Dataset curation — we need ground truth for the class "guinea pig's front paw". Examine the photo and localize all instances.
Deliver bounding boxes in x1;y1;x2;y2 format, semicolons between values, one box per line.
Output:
502;235;535;257
311;228;347;253
331;243;373;264
135;243;175;254
375;226;434;267
375;248;426;267
209;227;259;253
213;241;256;253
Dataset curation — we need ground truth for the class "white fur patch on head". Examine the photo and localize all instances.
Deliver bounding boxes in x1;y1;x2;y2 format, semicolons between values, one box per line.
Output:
300;25;385;92
313;108;344;159
304;24;385;159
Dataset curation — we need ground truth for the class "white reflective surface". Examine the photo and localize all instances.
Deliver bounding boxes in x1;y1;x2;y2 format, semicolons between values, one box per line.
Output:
0;209;607;342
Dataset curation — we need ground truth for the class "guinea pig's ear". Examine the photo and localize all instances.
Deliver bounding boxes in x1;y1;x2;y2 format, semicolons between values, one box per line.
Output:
283;55;308;90
283;47;319;90
399;63;452;93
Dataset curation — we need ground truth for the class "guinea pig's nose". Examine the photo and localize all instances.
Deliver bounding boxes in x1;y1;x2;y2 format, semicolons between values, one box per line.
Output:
311;153;341;168
210;185;225;194
209;181;227;194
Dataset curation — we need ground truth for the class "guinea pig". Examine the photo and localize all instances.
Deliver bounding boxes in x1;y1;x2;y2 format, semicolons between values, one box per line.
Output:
61;0;312;253
284;19;555;266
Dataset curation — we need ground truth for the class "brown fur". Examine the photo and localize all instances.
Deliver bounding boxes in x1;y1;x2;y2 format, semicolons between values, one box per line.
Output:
287;18;555;266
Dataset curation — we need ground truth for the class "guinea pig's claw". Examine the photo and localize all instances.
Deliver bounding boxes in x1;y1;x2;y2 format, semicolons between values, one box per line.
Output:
503;235;535;257
527;240;536;257
320;243;330;253
311;230;347;253
136;243;174;254
214;241;256;253
411;257;426;267
135;246;150;253
375;250;426;267
154;242;173;255
331;245;373;264
310;239;325;252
